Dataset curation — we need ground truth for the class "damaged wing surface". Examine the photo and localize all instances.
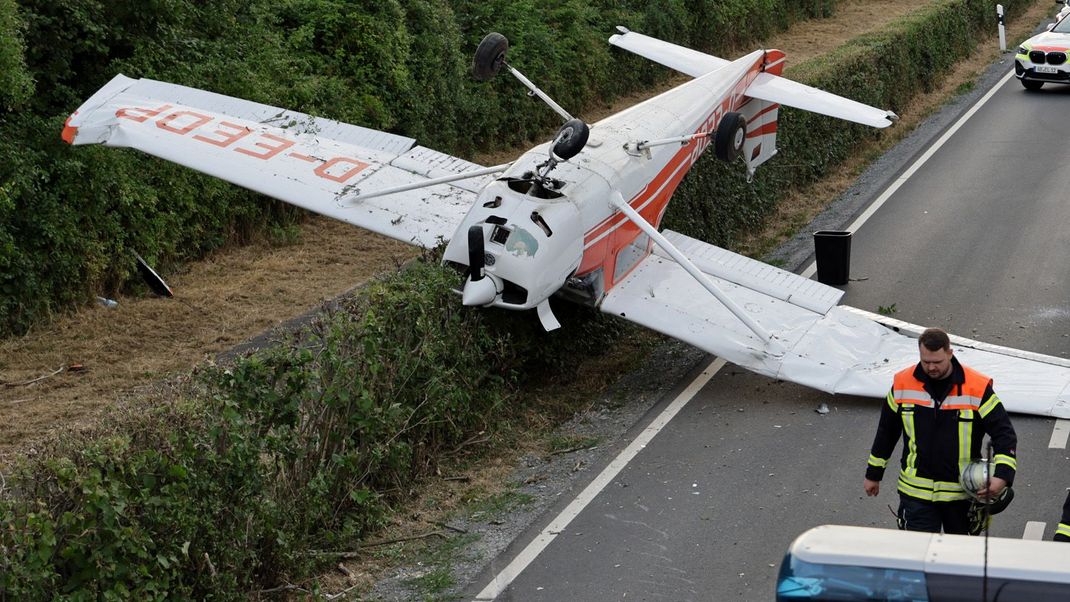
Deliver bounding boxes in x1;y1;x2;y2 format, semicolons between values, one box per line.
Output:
601;230;1070;418
64;75;490;247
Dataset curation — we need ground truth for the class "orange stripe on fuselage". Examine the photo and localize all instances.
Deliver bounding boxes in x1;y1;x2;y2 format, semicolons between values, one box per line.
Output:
750;102;780;121
579;52;768;290
746;122;779;138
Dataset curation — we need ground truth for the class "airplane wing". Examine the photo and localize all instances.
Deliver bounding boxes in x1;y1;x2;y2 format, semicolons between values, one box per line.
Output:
608;28;729;77
601;230;1070;418
63;75;493;247
608;29;896;129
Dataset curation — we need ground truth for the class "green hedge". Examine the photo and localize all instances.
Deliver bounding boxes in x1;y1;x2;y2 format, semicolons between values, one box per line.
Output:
0;0;836;337
0;259;627;598
0;0;32;110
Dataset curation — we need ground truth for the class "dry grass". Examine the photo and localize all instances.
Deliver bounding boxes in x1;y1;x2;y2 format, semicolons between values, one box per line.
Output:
0;218;414;462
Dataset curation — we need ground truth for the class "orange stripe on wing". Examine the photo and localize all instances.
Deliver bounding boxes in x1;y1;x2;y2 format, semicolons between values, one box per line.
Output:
61;114;78;145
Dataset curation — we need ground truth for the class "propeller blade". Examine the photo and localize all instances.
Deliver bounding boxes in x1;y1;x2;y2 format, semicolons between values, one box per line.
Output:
468;225;485;281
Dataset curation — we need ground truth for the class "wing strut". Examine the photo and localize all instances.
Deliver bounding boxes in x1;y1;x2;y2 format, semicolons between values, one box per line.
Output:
607;191;784;354
346;163;513;203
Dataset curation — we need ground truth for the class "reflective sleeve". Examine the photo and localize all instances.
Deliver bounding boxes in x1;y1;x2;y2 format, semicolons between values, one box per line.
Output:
1057;490;1070;542
980;384;1018;485
865;389;902;481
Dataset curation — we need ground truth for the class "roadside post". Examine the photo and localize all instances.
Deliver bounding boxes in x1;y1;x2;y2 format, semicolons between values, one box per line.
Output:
998;5;1007;51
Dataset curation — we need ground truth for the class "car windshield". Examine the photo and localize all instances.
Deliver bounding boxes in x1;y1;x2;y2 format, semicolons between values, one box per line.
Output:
1054;17;1070;34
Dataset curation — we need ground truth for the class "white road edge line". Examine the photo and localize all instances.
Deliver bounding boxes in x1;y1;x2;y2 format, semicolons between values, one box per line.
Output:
473;357;727;601
800;68;1017;280
1048;419;1070;449
1023;521;1046;541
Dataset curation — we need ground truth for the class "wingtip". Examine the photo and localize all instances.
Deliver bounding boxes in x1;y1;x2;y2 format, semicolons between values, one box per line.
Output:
61;114;78;144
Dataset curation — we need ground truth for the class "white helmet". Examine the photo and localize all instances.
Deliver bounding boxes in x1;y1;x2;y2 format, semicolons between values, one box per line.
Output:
960;459;991;501
960;459;1014;513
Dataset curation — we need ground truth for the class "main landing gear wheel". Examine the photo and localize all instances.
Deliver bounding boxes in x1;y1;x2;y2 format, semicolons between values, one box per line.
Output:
714;112;747;162
1021;78;1044;91
551;118;590;160
472;32;509;81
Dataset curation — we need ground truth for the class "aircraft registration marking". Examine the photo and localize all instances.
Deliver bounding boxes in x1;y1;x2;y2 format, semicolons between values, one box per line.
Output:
115;102;372;184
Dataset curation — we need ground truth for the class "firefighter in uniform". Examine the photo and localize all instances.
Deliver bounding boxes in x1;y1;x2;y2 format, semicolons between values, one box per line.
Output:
1055;490;1070;542
863;327;1018;534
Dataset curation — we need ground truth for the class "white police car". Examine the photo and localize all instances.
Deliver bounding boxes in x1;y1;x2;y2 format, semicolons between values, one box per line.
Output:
1016;14;1070;90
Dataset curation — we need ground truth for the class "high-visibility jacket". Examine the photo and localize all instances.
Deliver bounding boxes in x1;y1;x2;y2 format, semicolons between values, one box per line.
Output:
865;357;1017;503
1056;490;1070;542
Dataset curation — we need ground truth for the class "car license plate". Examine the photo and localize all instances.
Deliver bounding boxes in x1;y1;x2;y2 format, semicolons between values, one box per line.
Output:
1036;65;1059;74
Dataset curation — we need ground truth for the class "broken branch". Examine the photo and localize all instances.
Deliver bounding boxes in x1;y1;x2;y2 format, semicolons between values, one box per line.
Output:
3;366;64;388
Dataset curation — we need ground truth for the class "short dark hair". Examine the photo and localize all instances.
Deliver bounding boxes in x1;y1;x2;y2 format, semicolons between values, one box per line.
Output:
918;327;950;352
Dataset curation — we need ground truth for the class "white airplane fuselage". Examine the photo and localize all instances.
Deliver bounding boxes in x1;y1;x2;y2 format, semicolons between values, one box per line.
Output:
442;49;784;313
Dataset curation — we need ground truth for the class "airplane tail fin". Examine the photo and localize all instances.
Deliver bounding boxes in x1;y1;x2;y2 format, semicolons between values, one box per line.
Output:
739;98;780;176
736;50;786;176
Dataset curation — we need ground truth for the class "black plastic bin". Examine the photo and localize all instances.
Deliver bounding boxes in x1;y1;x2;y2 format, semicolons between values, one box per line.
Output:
813;230;852;286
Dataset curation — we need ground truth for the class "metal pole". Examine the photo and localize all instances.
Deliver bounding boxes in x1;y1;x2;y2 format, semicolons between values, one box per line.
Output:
505;64;575;122
345;163;512;203
608;191;784;354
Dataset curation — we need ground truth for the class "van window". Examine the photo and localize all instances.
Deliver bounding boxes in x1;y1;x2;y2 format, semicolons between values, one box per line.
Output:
776;554;929;601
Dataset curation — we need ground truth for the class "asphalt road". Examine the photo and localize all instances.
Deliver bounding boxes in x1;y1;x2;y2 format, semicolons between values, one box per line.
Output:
464;54;1070;600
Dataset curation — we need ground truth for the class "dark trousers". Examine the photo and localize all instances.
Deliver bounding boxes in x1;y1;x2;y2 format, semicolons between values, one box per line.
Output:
897;495;974;535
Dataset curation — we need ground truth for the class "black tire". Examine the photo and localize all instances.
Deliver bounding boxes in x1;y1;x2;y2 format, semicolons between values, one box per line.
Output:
551;119;590;160
1021;78;1044;91
472;32;508;81
714;112;747;162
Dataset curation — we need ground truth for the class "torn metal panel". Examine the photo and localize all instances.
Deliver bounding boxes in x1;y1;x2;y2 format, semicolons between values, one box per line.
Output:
602;233;1070;418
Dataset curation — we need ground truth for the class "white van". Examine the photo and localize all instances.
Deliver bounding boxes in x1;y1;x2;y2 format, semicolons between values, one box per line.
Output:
777;525;1070;601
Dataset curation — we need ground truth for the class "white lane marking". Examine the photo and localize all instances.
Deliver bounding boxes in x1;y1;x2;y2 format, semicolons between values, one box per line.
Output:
473;357;726;601
1023;521;1046;541
1049;419;1070;449
800;69;1017;280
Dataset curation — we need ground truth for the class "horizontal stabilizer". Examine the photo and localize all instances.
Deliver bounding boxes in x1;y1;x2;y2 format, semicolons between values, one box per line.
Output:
608;28;729;77
745;73;897;128
64;75;488;247
608;28;896;128
602;233;1070;418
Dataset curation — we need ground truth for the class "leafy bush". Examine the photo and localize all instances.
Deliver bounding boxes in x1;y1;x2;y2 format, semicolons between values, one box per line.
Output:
0;0;32;110
0;256;628;596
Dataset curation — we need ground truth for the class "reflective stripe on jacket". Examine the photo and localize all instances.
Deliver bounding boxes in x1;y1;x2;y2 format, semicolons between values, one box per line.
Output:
865;357;1017;503
1056;490;1070;542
